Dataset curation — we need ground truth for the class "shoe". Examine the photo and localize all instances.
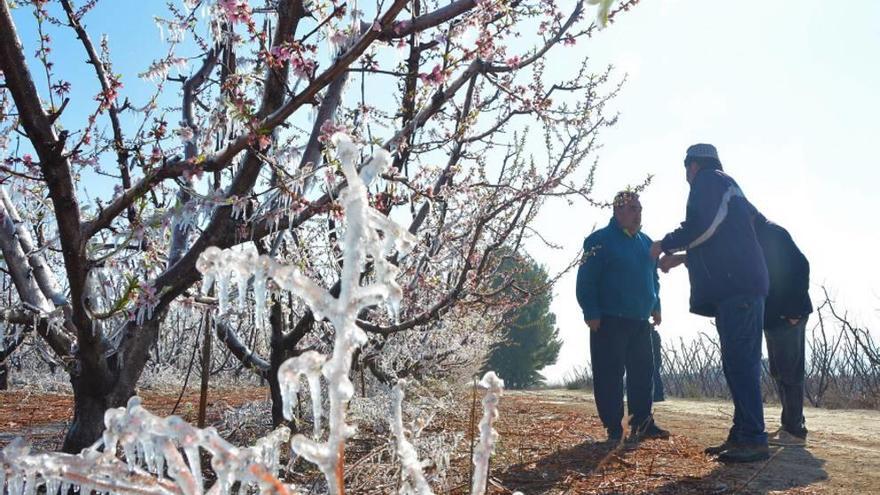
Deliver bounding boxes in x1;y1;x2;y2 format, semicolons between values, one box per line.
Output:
717;444;770;464
626;420;669;443
606;429;623;444
635;421;669;440
704;441;733;456
768;428;806;447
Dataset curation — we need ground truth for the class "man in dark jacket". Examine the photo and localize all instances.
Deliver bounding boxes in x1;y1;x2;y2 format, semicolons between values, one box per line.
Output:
754;214;812;446
576;191;668;443
652;143;770;463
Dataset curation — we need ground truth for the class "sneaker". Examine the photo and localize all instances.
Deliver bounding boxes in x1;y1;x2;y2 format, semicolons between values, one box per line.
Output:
717;444;770;464
768;428;806;447
704;441;733;456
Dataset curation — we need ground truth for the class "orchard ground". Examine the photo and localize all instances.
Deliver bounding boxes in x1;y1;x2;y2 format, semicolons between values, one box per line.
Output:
2;387;879;494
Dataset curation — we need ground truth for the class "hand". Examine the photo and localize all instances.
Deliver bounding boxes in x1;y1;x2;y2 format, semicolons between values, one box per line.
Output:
659;254;685;273
651;311;662;326
650;241;663;260
586;319;601;332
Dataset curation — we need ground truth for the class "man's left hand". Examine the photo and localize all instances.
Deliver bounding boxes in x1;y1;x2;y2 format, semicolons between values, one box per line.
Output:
650;241;663;260
651;311;662;326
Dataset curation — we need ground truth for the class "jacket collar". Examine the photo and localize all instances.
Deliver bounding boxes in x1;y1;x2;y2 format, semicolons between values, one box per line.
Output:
609;217;637;238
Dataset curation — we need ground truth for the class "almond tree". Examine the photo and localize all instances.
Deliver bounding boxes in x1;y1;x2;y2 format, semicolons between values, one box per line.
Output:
0;0;633;453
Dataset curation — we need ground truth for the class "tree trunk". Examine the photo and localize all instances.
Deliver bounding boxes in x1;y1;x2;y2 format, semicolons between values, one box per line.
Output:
61;318;160;453
63;375;131;453
268;298;290;427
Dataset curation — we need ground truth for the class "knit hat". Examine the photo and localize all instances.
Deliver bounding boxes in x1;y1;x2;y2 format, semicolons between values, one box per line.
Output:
685;143;719;161
613;190;639;208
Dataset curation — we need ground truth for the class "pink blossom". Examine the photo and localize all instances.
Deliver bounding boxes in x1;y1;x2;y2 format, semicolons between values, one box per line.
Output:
220;0;251;24
22;154;33;166
318;120;350;144
505;56;521;68
418;64;446;86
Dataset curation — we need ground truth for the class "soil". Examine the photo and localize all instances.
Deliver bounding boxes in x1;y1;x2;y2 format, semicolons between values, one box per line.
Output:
486;389;880;494
2;387;878;494
0;387;268;452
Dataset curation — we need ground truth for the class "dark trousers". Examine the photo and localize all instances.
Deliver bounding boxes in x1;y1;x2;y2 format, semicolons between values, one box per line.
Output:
651;329;665;401
716;295;768;446
764;316;808;437
590;315;654;436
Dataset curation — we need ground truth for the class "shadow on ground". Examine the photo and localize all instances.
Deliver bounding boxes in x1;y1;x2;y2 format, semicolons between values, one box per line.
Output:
496;436;828;494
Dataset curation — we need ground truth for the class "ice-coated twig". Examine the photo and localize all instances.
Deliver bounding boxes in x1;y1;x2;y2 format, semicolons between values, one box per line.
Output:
390;380;433;495
470;372;504;495
197;134;416;495
0;397;293;495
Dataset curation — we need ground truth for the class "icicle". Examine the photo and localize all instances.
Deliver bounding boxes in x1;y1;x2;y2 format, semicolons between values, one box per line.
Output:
45;479;60;495
471;372;505;495
8;474;24;495
184;446;203;494
252;255;272;325
216;271;230;314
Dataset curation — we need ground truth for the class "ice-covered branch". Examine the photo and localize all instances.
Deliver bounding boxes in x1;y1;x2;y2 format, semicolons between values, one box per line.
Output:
0;396;292;495
198;134;416;494
390;380;433;495
471;372;504;495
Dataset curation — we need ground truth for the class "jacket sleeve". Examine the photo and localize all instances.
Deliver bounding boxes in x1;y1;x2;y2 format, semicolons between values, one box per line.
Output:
661;172;743;253
576;234;604;321
781;233;812;317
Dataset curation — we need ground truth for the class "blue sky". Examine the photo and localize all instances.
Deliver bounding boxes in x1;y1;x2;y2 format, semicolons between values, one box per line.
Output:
7;1;880;383
536;0;880;381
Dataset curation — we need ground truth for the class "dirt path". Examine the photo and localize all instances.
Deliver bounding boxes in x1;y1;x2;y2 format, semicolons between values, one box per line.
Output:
489;389;880;494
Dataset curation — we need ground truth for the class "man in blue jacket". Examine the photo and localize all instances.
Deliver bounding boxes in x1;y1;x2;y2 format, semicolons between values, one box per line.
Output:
652;143;770;463
755;214;813;446
576;190;668;443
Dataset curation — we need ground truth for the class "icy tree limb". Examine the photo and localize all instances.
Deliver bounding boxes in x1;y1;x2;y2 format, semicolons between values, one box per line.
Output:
59;0;134;221
214;320;270;376
199;135;416;495
0;397;294;495
167;44;223;269
471;372;504;495
0;193;73;358
0;2;92;352
0;187;67;307
390;380;433;495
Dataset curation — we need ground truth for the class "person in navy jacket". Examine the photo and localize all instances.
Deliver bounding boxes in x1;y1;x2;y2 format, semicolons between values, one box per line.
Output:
653;143;770;463
754;214;813;446
576;190;669;443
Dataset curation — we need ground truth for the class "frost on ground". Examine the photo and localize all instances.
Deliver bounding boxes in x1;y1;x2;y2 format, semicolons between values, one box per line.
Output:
0;137;509;495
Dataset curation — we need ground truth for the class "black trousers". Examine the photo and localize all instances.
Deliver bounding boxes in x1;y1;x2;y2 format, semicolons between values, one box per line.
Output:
764;316;808;437
651;329;666;401
590;315;654;436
